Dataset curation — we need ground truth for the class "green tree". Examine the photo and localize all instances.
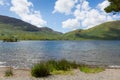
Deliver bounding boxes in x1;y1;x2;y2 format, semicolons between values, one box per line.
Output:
104;0;120;13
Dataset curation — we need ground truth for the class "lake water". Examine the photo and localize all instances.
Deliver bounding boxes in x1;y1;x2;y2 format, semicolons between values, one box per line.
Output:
0;40;120;69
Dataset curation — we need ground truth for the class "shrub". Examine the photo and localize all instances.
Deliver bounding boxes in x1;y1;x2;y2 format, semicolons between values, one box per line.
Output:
56;59;71;71
46;60;58;72
31;59;101;76
46;59;73;71
70;61;78;69
31;63;50;77
3;36;18;42
5;68;13;77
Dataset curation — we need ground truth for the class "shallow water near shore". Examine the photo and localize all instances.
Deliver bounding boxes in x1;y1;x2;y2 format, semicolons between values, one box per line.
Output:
0;40;120;69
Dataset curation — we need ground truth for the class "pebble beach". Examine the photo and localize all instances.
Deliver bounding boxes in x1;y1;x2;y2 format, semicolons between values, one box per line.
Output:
0;67;120;80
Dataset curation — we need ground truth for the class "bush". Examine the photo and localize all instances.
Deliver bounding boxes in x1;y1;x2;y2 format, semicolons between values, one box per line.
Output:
5;68;13;77
46;59;74;71
32;59;91;77
70;61;78;69
46;60;58;72
3;36;18;42
31;63;50;77
56;59;71;71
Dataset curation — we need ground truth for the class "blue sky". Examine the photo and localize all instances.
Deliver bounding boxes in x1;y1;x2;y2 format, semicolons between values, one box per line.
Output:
0;0;119;33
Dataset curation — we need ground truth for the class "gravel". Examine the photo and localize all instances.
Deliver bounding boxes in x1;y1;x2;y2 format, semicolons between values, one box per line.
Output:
0;68;120;80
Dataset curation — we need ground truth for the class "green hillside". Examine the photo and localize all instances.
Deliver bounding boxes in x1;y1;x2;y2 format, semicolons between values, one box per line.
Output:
0;15;62;40
63;21;120;40
0;15;120;40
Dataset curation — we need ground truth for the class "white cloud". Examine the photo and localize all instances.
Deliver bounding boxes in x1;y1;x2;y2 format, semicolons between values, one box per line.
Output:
10;0;46;27
61;0;116;29
82;9;112;29
0;0;9;6
97;0;110;11
53;0;78;15
62;19;80;29
0;0;4;6
77;0;90;11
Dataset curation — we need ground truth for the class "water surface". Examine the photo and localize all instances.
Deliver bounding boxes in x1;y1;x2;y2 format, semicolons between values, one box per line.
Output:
0;40;120;68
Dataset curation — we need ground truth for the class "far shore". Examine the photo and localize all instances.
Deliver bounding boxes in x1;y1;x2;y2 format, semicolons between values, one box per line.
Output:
0;66;120;80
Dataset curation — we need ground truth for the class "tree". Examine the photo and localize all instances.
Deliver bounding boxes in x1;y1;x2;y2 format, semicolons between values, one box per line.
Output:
104;0;120;13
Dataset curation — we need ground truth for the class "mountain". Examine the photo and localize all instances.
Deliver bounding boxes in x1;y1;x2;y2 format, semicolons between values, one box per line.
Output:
63;21;120;40
0;15;120;40
0;15;62;40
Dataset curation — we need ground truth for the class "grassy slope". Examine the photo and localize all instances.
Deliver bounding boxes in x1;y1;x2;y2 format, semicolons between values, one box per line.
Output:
0;15;63;40
0;23;62;40
63;21;120;40
0;14;120;40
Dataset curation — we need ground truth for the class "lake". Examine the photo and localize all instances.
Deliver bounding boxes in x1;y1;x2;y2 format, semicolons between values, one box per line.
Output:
0;40;120;69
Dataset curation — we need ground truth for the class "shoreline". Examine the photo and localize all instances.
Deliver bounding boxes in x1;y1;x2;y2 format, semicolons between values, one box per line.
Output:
0;67;120;80
1;64;120;70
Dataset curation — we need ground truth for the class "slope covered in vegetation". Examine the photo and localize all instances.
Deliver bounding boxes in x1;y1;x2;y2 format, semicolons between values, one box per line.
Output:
0;15;62;40
0;15;120;40
63;21;120;40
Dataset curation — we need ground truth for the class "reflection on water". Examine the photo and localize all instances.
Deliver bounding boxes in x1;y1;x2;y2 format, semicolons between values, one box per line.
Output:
0;40;120;68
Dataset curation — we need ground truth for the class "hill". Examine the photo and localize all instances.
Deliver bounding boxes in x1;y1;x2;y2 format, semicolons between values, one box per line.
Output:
0;15;120;40
63;21;120;40
0;15;62;40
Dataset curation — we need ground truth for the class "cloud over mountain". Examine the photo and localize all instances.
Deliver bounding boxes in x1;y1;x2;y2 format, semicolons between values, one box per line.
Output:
54;0;119;30
10;0;46;27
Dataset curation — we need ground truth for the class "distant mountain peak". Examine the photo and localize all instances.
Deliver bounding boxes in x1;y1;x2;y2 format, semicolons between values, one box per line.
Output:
0;15;61;33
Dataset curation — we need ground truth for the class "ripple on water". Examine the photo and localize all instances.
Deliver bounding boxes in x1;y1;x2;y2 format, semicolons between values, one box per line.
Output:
0;40;120;69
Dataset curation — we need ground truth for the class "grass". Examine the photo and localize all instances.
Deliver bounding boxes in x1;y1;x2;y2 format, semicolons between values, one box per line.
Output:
63;20;120;40
55;59;71;71
5;68;13;77
51;70;73;75
31;59;78;77
80;66;105;73
46;59;78;71
31;63;50;77
0;23;62;40
31;59;105;77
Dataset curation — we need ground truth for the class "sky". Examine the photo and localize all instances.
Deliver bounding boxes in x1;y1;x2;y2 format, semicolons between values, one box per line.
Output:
0;0;119;33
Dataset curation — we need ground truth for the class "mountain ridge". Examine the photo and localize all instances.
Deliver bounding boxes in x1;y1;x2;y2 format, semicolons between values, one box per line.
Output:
63;20;120;40
0;15;62;40
0;15;62;33
0;15;120;40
